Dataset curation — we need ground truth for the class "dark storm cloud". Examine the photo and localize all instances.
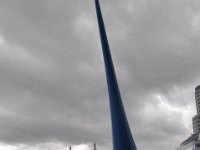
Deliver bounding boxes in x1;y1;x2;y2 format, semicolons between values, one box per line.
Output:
0;0;200;150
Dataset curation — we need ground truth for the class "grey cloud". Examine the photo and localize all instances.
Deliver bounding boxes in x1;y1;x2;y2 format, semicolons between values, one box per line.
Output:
0;0;200;150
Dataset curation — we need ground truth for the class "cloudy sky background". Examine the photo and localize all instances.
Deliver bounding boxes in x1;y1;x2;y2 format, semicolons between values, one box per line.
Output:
0;0;200;150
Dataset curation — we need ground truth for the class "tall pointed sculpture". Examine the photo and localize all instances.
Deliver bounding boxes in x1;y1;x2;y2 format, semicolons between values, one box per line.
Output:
94;0;137;150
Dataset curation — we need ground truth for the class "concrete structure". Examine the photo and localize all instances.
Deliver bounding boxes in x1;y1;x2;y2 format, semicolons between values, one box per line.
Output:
94;0;137;150
177;85;200;150
177;133;200;150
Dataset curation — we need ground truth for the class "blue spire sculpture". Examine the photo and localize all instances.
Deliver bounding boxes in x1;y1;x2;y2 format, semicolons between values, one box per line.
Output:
94;0;137;150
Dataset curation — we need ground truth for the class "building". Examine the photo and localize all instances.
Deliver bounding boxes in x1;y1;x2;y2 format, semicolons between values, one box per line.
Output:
177;85;200;150
68;142;97;150
94;142;97;150
193;85;200;134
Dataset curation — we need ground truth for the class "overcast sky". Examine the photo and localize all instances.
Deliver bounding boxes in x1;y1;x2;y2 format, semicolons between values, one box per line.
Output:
0;0;200;150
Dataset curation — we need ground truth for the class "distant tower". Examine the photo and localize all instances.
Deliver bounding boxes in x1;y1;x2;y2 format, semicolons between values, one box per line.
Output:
192;85;200;134
177;85;200;150
94;0;137;150
69;145;72;150
94;142;97;150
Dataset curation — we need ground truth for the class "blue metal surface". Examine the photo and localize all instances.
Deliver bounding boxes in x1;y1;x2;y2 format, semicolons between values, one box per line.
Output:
94;0;137;150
